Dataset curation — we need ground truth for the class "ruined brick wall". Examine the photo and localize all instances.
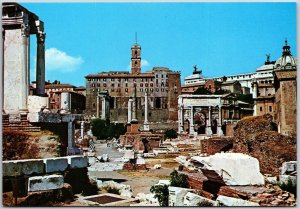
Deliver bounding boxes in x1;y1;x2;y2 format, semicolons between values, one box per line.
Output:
200;138;233;155
167;73;181;121
276;80;297;136
225;123;236;136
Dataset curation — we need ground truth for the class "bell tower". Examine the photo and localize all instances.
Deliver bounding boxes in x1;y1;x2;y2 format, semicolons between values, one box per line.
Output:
131;35;141;74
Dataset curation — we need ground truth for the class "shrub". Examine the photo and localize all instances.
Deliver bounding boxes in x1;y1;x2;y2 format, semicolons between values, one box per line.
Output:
165;129;178;139
278;178;297;197
91;119;126;140
101;185;121;195
170;170;188;188
150;184;169;206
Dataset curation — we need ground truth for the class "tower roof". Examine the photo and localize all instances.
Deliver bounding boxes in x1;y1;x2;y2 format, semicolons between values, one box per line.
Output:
274;39;297;70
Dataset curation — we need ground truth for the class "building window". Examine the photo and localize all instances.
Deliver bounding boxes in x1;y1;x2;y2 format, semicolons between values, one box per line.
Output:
111;78;115;81
125;78;128;82
260;107;263;112
156;75;158;78
118;84;120;87
111;89;115;92
140;83;143;87
156;88;159;92
103;78;106;81
140;88;143;92
161;82;164;87
97;83;100;87
161;89;164;92
125;88;128;92
155;98;161;108
93;103;96;109
125;83;128;87
111;84;114;87
161;74;164;78
103;83;107;87
141;78;143;82
269;106;272;112
145;83;148;87
150;88;153;92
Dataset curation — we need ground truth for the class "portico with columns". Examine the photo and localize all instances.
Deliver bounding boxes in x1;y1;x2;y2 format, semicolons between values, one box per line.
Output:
2;3;48;115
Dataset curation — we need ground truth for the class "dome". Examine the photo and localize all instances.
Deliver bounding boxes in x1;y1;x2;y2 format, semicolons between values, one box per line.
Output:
274;40;297;70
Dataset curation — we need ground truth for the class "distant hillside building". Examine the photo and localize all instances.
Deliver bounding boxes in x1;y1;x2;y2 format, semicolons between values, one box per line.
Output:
85;43;181;123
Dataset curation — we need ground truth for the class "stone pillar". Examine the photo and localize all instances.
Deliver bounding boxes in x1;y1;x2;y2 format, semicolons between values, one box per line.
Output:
189;106;194;136
144;92;150;131
132;86;137;122
206;106;212;136
35;20;46;96
252;80;258;116
67;121;75;155
217;106;224;136
96;95;100;118
80;121;84;138
127;98;133;123
178;105;184;134
101;96;106;120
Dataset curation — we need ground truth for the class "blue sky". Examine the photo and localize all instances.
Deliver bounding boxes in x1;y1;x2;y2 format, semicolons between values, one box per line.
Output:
22;2;296;87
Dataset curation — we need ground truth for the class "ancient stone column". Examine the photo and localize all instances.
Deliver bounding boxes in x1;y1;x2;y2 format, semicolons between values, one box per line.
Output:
101;96;106;120
80;121;84;138
67;121;75;155
144;92;150;131
128;98;133;123
132;86;137;122
189;106;194;136
206;106;212;136
178;105;184;133
217;106;224;136
96;95;100;118
36;20;46;96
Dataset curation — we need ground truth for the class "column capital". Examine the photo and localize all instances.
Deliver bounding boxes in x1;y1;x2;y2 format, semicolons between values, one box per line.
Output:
37;31;46;43
21;23;30;37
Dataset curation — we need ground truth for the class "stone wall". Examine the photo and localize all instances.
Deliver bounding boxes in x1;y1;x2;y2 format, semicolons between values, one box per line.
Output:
200;138;233;155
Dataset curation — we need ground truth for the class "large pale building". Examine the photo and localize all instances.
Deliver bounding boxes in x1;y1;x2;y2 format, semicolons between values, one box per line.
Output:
85;43;181;123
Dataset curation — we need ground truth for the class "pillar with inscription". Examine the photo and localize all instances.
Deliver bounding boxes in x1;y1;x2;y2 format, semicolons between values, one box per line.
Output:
144;92;150;131
206;106;212;136
35;20;46;96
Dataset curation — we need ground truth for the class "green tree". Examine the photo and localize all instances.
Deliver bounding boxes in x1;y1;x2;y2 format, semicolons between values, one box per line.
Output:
193;86;211;95
165;129;178;139
91;119;108;140
170;170;188;188
236;94;254;104
150;184;169;206
214;89;231;95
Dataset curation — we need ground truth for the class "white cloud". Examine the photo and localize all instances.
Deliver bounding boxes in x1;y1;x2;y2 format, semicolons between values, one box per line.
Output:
127;59;150;70
45;48;84;72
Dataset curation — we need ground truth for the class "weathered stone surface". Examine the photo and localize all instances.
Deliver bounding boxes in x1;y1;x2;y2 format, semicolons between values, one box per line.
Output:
191;153;264;186
183;192;216;206
28;174;64;192
216;195;260;206
43;157;68;173
27;95;49;113
134;193;159;206
67;156;88;169
169;186;193;206
157;180;170;186
99;181;133;198
233;115;296;176
280;161;297;175
279;175;296;184
3;159;44;176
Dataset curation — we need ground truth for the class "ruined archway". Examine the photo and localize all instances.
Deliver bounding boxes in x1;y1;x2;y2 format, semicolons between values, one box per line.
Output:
194;112;206;134
212;119;218;134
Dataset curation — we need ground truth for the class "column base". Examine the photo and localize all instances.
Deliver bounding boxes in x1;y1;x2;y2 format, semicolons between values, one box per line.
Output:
217;126;224;136
143;123;150;131
67;147;79;155
206;127;212;136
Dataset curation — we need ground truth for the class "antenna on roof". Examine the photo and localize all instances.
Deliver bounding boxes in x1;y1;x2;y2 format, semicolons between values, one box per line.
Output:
135;32;138;44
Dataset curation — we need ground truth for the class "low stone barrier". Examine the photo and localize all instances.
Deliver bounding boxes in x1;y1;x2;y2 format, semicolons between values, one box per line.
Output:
3;159;44;176
28;174;64;192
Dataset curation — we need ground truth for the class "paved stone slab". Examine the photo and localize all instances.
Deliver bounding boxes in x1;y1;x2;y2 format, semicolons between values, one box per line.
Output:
43;157;68;173
3;159;44;177
67;156;88;169
183;192;216;206
28;174;64;192
216;195;260;206
169;186;193;206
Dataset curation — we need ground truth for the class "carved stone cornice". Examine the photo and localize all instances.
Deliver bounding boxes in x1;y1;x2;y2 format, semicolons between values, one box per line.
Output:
21;23;30;37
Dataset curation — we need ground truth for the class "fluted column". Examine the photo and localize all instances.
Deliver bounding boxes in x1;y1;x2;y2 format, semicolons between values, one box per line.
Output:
36;20;46;96
217;106;224;136
101;96;106;120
